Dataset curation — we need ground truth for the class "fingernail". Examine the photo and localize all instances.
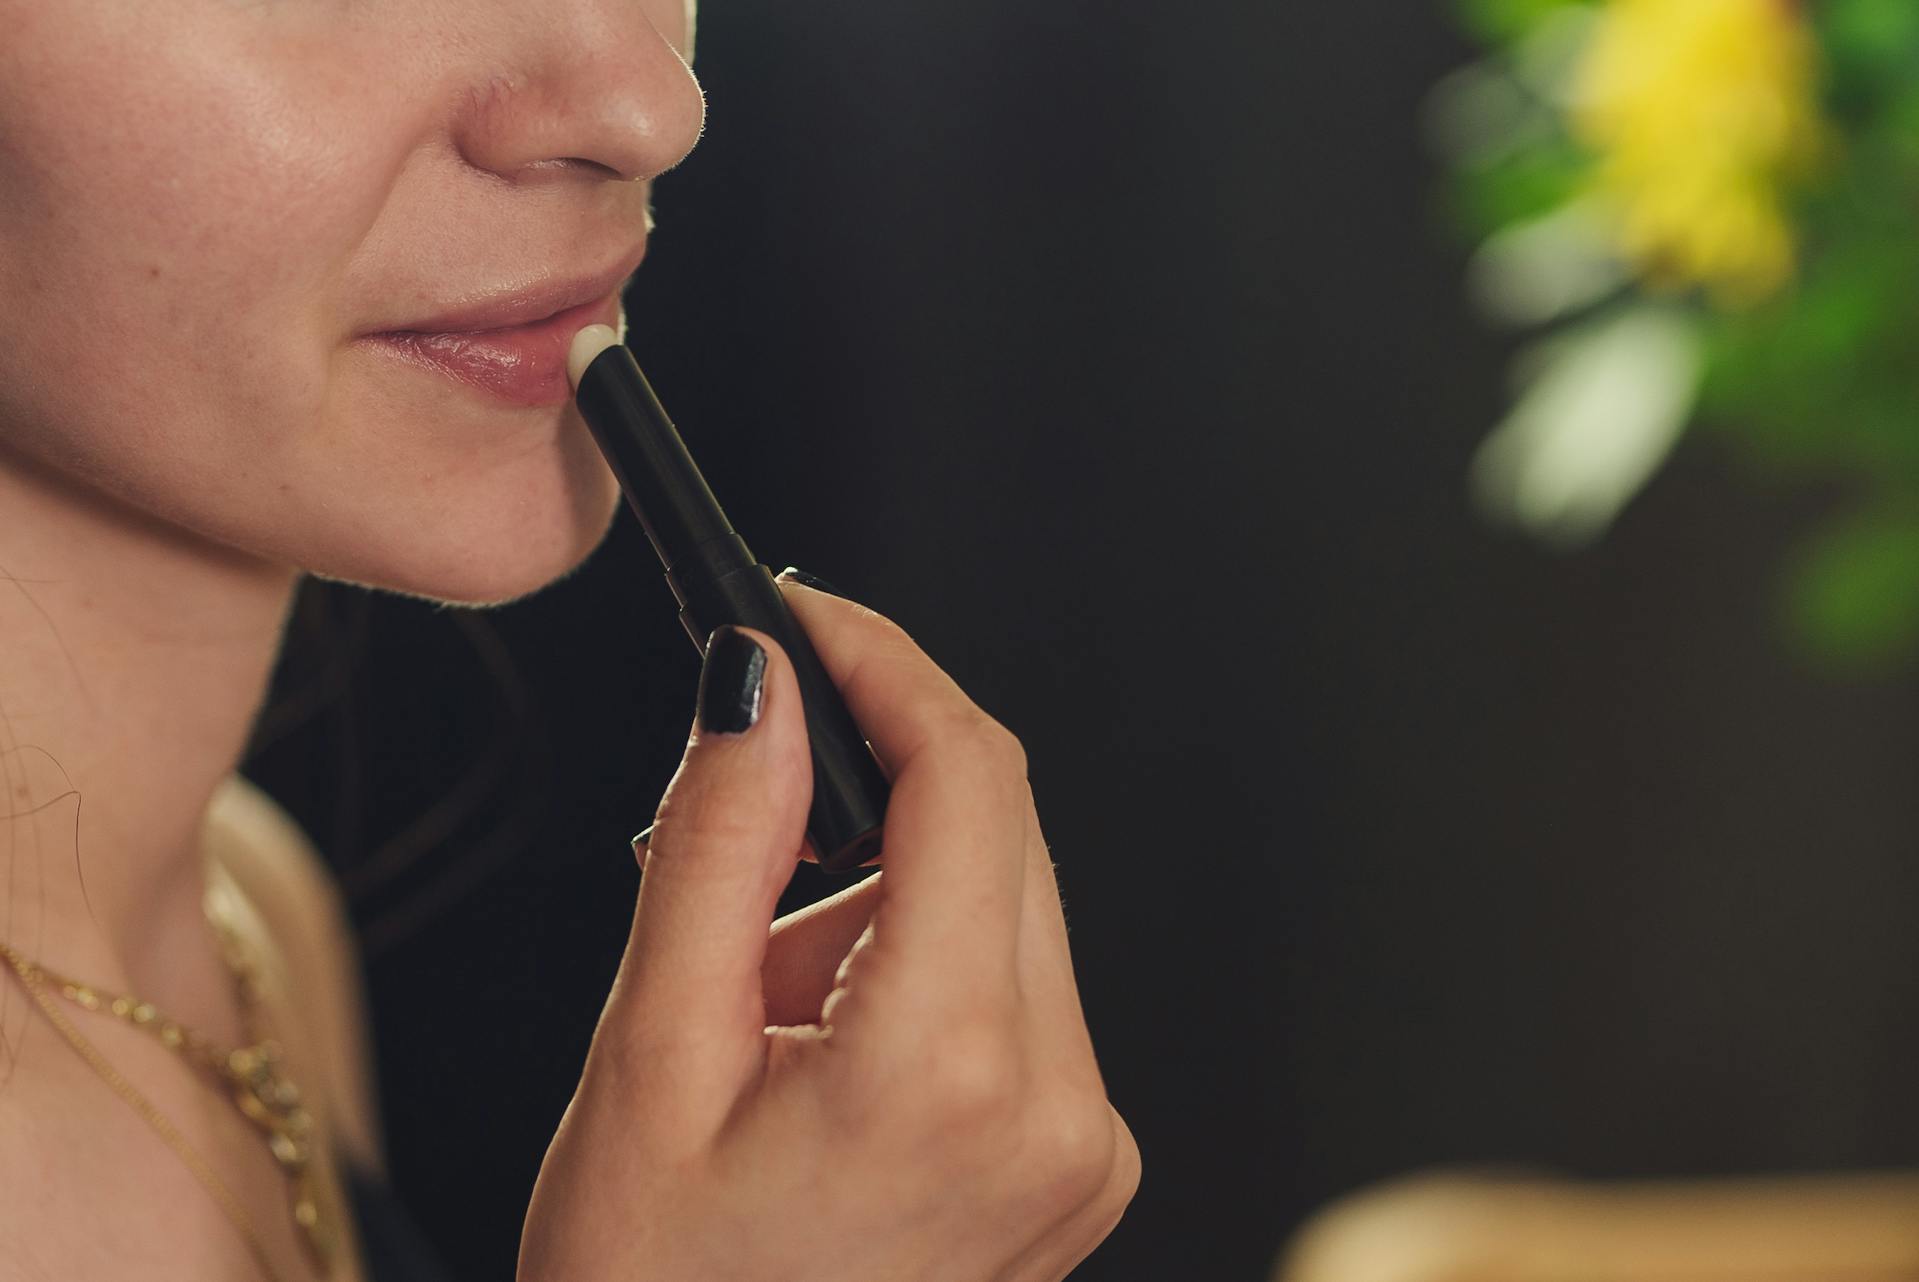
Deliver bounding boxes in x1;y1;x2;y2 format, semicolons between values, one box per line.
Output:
697;625;767;734
776;566;844;598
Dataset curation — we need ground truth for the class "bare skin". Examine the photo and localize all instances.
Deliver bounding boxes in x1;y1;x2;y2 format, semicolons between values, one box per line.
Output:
1;2;700;1275
519;582;1143;1281
0;1;1137;1278
1;774;388;1282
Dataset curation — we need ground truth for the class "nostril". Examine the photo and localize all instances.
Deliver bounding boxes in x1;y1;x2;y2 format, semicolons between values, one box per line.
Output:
560;156;625;179
450;21;706;187
519;155;607;171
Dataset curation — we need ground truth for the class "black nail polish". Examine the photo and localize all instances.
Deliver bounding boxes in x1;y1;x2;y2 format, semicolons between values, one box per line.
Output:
697;626;767;734
776;566;844;598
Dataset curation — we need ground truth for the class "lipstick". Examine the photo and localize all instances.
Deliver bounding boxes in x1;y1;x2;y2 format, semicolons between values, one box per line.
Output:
362;293;623;408
566;324;888;872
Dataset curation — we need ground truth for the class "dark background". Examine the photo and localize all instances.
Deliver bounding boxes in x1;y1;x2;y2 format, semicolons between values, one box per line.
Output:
243;2;1919;1279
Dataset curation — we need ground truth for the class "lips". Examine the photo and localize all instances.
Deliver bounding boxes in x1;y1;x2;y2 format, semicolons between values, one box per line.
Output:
356;246;643;408
360;291;622;408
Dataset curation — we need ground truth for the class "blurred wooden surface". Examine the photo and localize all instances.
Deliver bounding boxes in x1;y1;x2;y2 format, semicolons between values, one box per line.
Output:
1275;1170;1919;1282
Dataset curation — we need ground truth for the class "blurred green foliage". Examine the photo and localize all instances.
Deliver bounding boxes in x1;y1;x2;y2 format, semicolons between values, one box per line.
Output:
1459;0;1594;44
1444;0;1919;673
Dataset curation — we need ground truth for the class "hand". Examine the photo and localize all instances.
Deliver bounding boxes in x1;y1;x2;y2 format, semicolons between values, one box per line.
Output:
517;573;1140;1281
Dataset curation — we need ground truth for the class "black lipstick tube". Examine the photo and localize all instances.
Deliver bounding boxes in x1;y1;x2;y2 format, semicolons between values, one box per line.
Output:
572;338;888;872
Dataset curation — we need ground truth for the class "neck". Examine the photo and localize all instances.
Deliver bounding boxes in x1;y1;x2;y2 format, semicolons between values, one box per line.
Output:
0;444;299;1028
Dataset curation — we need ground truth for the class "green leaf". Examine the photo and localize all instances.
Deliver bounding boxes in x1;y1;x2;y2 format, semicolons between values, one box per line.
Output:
1703;221;1919;477
1457;0;1593;47
1445;140;1590;239
1782;503;1919;673
1817;0;1919;79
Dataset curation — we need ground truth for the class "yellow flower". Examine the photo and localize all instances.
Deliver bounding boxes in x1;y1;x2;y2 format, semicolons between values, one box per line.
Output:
1571;0;1826;306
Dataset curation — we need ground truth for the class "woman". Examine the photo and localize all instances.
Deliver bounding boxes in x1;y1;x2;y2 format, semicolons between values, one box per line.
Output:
0;1;1141;1278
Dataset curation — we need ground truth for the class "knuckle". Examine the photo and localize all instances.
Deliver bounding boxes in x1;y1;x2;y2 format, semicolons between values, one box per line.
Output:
987;723;1030;780
923;1023;1023;1126
648;784;764;861
833;922;879;989
1028;1099;1118;1213
1108;1111;1143;1208
818;983;859;1030
859;601;915;644
839;602;921;666
954;713;1027;780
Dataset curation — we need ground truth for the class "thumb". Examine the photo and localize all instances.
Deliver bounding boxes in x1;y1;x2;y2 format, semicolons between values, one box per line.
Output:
597;625;812;1110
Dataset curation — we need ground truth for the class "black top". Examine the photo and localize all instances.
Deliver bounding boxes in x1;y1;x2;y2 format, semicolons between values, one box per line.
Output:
342;1158;458;1282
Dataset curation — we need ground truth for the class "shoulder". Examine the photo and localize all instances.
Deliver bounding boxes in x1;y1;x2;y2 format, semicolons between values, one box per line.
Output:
204;775;342;924
203;774;387;1177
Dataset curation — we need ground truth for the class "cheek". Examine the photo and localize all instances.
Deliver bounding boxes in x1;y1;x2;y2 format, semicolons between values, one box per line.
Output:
0;7;382;491
0;3;632;604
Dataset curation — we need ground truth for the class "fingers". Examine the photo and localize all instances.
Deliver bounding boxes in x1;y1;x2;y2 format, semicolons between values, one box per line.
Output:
775;575;1102;1101
774;573;1030;1014
761;871;884;1028
635;826;820;864
1015;808;1105;1087
599;626;812;1113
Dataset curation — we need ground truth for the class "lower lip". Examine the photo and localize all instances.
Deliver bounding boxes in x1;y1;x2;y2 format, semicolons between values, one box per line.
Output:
358;293;621;408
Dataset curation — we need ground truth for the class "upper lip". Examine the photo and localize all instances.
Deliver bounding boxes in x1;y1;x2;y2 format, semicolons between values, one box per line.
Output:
368;242;646;335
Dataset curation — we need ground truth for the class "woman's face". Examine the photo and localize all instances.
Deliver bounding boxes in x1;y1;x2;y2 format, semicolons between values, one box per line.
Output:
0;0;703;604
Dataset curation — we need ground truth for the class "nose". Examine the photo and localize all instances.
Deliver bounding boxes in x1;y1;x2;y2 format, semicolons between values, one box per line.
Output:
451;2;706;185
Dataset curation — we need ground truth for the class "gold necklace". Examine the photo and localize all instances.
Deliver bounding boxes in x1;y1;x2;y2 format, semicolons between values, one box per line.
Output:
0;889;339;1280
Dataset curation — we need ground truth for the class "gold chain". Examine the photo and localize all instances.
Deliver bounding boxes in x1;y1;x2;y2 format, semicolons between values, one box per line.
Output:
0;888;339;1281
0;937;290;1282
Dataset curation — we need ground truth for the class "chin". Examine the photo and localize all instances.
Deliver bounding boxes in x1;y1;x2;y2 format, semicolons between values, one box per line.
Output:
298;428;627;608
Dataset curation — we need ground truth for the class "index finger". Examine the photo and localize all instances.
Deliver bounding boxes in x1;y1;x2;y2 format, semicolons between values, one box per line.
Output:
775;574;1030;1012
